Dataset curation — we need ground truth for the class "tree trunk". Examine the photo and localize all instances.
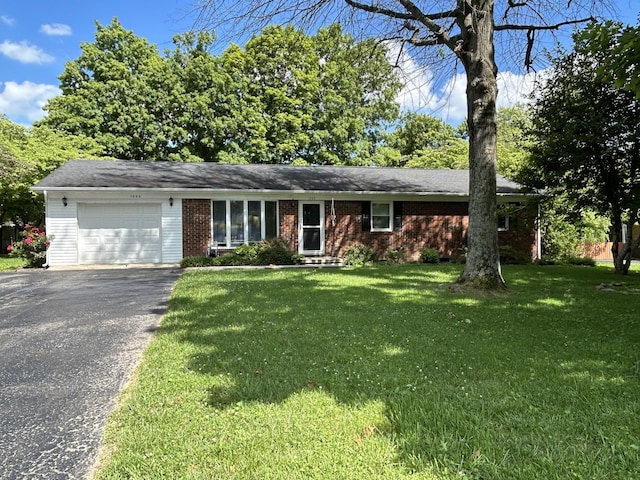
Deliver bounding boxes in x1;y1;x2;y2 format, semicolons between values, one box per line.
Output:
611;214;636;275
456;0;505;289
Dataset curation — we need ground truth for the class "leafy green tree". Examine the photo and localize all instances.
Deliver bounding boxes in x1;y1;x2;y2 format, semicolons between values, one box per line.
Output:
41;18;182;161
386;107;530;174
386;113;467;168
524;31;640;275
214;24;401;165
495;105;532;180
43;21;400;165
583;20;640;97
0;115;103;226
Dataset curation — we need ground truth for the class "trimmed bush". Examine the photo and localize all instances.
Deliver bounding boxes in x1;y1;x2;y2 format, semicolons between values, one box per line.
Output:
254;238;302;265
386;247;406;264
180;239;301;268
343;243;376;266
180;256;220;268
420;248;440;264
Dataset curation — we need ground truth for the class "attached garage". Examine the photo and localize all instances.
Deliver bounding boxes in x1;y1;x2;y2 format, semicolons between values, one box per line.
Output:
77;204;162;264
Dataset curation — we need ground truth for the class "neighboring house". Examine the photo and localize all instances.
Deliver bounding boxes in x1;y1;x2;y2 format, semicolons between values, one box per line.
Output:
32;159;540;266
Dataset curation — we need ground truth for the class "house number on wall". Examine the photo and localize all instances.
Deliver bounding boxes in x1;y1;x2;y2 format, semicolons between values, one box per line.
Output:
129;194;141;199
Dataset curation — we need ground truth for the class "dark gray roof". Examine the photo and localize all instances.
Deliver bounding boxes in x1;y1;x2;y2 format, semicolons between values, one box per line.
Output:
33;159;529;195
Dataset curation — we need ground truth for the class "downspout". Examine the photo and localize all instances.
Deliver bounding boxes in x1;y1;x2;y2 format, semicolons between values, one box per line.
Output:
43;190;48;266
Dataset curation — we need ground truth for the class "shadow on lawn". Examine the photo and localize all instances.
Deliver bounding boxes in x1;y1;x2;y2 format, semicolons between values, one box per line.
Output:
162;264;640;477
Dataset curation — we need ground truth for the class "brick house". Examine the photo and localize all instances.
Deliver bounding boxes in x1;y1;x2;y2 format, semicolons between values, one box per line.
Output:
33;159;540;266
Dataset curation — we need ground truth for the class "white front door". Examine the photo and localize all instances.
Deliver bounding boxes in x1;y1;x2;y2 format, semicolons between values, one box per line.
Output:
299;201;324;255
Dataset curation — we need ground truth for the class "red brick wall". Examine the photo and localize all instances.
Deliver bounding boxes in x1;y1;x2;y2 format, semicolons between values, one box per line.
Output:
497;204;539;262
182;199;211;257
279;200;298;251
179;198;538;262
326;201;470;261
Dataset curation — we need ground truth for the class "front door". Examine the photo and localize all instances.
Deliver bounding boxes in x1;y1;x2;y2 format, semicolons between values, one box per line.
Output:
299;201;325;255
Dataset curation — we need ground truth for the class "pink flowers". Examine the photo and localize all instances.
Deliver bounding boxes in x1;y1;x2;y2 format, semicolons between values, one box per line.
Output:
7;225;51;268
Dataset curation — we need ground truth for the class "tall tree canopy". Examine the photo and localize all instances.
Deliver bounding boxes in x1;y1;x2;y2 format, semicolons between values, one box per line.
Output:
583;19;640;97
386;113;468;169
192;0;604;289
41;19;401;165
0;116;103;226
41;19;181;161
524;28;640;275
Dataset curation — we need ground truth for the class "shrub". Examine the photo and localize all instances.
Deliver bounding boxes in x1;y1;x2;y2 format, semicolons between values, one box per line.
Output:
420;248;440;264
499;245;532;265
343;243;376;266
386;247;406;264
181;239;301;268
254;238;302;265
234;243;259;263
180;256;220;268
563;255;596;267
535;255;558;266
7;225;51;268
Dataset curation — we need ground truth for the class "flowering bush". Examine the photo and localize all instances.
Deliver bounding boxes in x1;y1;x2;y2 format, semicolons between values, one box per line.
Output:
7;225;51;268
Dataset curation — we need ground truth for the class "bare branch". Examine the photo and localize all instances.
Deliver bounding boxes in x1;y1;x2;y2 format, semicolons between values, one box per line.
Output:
397;0;457;49
525;28;535;71
504;0;529;20
343;0;414;20
495;16;596;31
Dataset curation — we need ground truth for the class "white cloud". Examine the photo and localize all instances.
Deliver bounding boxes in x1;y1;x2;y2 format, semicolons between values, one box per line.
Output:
0;40;54;64
1;15;16;26
0;81;60;123
388;41;544;124
40;23;72;36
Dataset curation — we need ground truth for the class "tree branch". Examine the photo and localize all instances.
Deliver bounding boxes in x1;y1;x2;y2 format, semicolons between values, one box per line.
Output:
344;0;456;22
397;0;457;49
344;0;414;20
495;16;596;31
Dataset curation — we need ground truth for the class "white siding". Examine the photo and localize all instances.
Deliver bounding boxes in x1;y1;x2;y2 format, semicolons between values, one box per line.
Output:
162;199;183;263
46;198;78;266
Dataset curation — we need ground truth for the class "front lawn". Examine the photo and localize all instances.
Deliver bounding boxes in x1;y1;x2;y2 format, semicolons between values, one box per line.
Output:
95;264;640;479
0;254;26;271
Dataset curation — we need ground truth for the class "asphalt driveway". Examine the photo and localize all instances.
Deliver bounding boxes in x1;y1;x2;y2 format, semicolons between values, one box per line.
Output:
0;267;182;480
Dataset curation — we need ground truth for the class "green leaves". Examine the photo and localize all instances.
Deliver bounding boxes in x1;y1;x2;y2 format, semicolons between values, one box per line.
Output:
0;115;103;224
525;26;640;271
41;20;401;165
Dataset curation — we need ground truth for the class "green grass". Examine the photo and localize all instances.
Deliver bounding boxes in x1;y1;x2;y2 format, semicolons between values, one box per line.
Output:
96;264;640;479
0;254;26;271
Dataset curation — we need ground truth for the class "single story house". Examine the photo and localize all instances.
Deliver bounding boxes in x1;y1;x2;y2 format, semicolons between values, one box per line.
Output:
32;159;540;266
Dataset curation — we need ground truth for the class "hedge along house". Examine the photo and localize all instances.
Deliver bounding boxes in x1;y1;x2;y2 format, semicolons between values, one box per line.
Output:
32;159;540;266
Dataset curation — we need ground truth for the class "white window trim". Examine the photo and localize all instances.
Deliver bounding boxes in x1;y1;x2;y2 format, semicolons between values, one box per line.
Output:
498;214;510;232
212;200;279;248
371;201;393;232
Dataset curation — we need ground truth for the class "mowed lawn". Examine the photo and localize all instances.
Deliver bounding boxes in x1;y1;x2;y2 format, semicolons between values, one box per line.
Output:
95;264;640;480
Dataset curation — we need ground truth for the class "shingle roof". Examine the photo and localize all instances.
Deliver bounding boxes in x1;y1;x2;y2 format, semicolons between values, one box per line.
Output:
33;159;529;195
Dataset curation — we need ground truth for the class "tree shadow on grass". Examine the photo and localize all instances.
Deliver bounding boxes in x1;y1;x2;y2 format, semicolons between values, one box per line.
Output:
160;264;640;478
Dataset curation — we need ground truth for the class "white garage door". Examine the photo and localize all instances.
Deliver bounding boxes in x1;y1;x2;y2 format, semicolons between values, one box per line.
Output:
78;204;162;264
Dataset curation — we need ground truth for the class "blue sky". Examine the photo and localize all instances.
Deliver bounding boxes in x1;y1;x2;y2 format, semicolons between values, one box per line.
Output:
0;0;638;126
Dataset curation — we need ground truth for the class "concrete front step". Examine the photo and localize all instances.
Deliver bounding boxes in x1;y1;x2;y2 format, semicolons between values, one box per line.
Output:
301;256;343;266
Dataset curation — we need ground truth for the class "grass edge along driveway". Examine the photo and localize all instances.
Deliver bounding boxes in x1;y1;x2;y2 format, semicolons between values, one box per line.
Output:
94;264;640;480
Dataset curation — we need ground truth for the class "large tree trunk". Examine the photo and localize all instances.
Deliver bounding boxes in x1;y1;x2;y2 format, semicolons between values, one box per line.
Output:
611;214;637;275
456;0;505;289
